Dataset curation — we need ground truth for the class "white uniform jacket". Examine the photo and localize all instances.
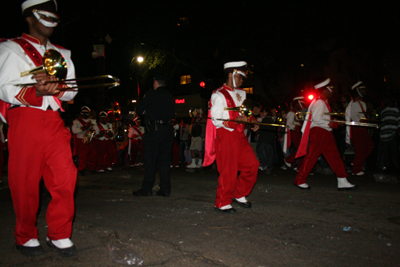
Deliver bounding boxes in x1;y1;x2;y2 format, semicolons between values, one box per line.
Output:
210;84;246;132
0;34;77;122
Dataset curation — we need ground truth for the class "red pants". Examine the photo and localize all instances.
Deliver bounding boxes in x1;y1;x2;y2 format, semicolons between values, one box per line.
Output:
285;129;304;168
96;139;117;170
75;138;97;171
351;127;374;173
0;141;4;176
294;127;347;185
129;139;144;165
172;139;180;166
215;128;259;208
7;108;77;245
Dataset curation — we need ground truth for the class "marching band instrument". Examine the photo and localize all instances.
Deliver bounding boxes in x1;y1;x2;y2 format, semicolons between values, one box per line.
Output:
208;117;286;127
295;112;379;128
82;122;95;144
16;49;120;90
224;99;253;117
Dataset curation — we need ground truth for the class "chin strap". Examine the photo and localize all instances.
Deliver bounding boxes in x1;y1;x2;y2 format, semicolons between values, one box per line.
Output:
33;9;59;28
232;70;246;88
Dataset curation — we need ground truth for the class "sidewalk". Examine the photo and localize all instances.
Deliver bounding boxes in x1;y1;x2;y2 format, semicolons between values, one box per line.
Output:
0;165;399;266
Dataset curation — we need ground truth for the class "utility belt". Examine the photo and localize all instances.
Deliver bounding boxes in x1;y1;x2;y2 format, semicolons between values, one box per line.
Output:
145;119;172;132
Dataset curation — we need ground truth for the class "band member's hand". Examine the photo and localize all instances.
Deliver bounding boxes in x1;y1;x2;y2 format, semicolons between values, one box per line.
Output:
33;73;60;96
236;114;248;123
251;125;259;132
328;121;339;129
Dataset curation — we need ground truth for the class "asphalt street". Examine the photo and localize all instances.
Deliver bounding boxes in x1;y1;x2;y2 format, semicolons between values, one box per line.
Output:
1;164;399;267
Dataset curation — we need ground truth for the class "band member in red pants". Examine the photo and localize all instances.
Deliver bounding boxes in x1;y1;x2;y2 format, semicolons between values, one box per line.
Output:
294;78;357;191
0;0;78;257
345;81;374;176
203;61;259;213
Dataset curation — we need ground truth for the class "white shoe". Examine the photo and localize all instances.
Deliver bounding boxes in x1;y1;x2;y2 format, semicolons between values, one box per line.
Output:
296;183;310;189
284;159;291;168
337;178;357;190
195;159;203;168
106;167;113;171
353;171;365;176
186;161;197;168
97;169;105;173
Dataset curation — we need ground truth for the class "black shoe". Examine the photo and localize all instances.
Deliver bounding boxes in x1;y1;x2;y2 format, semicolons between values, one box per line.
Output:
156;191;170;197
132;189;153;196
16;244;45;257
231;198;252;208
46;240;77;257
338;185;358;191
214;207;237;213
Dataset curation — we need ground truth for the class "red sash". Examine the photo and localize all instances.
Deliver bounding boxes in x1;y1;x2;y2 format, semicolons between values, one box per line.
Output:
78;118;89;127
132;125;144;138
203;86;242;167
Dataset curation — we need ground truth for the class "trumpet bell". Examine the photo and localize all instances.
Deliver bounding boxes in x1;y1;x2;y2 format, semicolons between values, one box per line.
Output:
20;49;67;79
224;99;253;117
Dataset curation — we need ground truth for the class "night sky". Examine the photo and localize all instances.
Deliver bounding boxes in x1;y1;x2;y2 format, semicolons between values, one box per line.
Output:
1;1;400;112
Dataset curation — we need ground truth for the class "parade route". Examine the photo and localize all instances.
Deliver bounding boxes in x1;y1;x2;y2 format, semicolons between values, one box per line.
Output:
1;165;399;266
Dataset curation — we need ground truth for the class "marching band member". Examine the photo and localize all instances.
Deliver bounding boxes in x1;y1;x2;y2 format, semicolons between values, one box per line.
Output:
284;96;306;170
294;78;357;191
94;111;116;172
203;61;259;213
345;81;374;176
71;106;97;175
128;116;145;167
0;0;77;256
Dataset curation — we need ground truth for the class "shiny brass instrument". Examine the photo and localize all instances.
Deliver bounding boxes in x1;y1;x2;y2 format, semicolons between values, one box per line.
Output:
224;99;253;117
83;122;95;144
294;112;379;128
209;117;286;127
17;49;120;90
219;100;285;127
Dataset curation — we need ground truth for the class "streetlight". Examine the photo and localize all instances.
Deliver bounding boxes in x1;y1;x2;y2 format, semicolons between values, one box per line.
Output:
130;56;144;102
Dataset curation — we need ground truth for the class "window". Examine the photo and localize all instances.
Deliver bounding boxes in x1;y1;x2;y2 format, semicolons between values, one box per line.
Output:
243;87;253;94
180;75;191;85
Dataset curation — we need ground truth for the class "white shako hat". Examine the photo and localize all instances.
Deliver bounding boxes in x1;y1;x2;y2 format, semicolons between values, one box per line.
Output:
99;111;108;117
293;96;305;109
81;106;91;113
224;61;247;88
22;0;59;27
351;81;366;90
314;78;334;93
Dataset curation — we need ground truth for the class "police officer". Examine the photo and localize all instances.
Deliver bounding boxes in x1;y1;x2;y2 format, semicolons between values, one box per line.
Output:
133;74;175;197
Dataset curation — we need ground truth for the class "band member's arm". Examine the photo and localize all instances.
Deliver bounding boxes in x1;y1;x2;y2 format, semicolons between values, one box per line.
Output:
71;120;84;134
0;45;43;106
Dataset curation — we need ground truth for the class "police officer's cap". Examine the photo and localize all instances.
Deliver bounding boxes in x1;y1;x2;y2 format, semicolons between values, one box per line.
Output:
153;74;169;84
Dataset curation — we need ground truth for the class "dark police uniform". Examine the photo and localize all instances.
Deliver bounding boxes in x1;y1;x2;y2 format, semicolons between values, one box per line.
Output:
133;79;175;196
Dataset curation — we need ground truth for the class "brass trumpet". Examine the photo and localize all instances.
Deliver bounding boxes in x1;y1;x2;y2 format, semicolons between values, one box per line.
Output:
224;99;253;117
295;112;379;128
16;49;120;90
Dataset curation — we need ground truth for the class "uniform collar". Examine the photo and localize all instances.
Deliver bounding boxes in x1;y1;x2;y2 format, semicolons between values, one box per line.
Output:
223;84;234;91
21;33;43;45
